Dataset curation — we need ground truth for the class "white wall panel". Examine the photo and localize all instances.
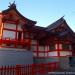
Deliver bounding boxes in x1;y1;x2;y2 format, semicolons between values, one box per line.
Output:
18;24;22;30
59;44;62;49
4;23;16;30
55;44;58;49
45;46;48;51
38;53;45;57
33;52;37;56
69;45;72;50
31;40;37;44
48;51;58;56
3;30;15;39
31;46;37;51
45;53;48;57
39;46;45;51
60;51;72;56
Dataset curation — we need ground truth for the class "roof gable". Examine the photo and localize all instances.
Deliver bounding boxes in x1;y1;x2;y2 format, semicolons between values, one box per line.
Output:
47;17;64;30
2;3;36;25
46;17;75;37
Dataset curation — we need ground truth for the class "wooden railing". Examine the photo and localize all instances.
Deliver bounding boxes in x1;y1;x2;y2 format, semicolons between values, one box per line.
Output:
0;38;31;48
0;62;59;75
0;38;31;44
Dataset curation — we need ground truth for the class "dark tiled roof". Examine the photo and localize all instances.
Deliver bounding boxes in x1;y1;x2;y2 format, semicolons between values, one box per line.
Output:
2;3;75;40
57;31;69;37
45;17;75;39
2;3;36;24
46;17;65;31
33;26;47;31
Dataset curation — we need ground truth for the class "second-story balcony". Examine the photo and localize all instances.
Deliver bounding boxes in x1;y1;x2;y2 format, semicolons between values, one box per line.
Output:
0;37;31;49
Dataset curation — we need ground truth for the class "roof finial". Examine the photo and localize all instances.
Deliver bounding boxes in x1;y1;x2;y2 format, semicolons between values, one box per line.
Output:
62;15;65;18
14;1;15;4
8;1;16;8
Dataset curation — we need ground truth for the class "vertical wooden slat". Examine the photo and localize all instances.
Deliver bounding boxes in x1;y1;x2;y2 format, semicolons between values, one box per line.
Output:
13;66;15;75
1;66;3;75
16;65;21;75
0;62;59;75
9;66;12;75
32;64;36;75
5;66;7;75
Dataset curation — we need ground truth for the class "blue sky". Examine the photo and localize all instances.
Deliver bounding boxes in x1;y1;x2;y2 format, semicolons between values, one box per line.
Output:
0;0;75;32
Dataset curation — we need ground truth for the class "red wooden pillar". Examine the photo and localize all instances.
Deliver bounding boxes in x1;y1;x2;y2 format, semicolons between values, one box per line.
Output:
0;14;4;46
0;22;3;45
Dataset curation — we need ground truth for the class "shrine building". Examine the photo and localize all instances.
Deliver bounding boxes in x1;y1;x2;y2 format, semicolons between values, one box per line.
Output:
0;3;75;69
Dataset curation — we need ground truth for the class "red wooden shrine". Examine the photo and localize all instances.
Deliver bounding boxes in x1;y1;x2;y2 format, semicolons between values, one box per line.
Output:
0;3;75;65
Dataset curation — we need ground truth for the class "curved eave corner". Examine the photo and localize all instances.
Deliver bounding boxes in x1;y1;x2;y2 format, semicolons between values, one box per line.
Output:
2;3;37;25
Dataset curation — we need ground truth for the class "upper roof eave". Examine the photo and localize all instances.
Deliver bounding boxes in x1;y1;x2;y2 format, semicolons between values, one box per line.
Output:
46;17;65;30
2;4;37;24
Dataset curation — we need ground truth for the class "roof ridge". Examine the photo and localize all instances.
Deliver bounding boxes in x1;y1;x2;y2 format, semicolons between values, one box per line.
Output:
2;3;36;24
46;17;65;30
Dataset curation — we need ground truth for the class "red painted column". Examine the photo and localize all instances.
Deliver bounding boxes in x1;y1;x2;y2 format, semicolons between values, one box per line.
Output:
0;14;3;46
0;22;4;46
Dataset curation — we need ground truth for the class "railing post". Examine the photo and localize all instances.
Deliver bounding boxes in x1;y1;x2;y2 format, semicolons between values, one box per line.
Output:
32;64;36;75
16;65;21;75
38;63;46;74
1;66;3;75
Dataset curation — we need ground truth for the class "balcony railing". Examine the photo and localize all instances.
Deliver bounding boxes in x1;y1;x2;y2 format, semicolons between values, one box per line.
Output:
0;38;31;48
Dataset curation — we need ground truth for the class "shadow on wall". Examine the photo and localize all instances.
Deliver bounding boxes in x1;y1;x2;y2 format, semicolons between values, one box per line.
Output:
0;50;33;66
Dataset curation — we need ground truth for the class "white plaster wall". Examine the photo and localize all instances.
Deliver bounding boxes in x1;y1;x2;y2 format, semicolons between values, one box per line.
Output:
31;40;37;51
4;23;16;30
31;40;37;44
38;53;45;57
3;30;15;39
31;46;37;51
60;51;72;56
59;44;62;49
44;53;48;57
55;44;58;49
69;45;72;50
33;52;48;57
48;51;58;56
0;50;33;66
45;46;48;51
33;52;37;57
18;24;22;31
39;46;45;51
